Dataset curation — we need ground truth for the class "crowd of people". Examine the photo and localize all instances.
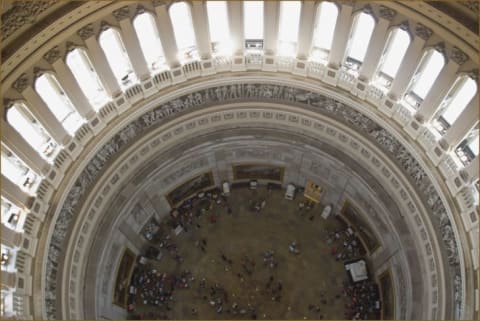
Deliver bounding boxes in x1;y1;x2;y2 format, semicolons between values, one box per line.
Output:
325;226;365;261
125;186;382;319
342;280;381;319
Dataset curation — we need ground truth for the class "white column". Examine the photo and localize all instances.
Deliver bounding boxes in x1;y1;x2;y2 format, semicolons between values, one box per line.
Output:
443;96;479;146
464;156;479;183
154;5;180;67
263;1;280;55
117;18;151;81
1;119;50;176
327;3;354;68
191;1;212;60
21;86;71;146
1;225;23;249
228;1;244;55
358;17;390;81
1;175;33;210
296;1;316;60
417;60;459;121
388;36;426;100
83;36;123;98
51;59;96;120
1;271;17;288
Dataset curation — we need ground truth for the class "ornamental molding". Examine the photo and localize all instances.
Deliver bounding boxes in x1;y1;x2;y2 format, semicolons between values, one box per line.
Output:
43;82;461;319
1;0;59;41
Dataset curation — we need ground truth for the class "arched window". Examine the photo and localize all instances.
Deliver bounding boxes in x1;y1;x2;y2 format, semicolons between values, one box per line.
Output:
99;28;137;89
207;1;231;55
344;12;375;71
374;28;410;89
1;197;25;232
66;48;109;110
1;145;39;194
169;2;197;62
433;76;477;133
6;102;58;159
456;126;479;164
244;1;264;51
133;12;166;71
311;2;339;62
404;49;445;109
277;1;301;56
35;73;84;135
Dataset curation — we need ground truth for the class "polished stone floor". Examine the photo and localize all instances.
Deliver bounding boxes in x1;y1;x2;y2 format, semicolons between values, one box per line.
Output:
127;185;377;319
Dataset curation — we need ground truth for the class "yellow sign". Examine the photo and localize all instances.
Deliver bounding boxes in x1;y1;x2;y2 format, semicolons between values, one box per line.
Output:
304;180;323;203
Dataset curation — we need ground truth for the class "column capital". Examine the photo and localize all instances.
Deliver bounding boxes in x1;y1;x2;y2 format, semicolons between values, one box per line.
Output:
465;69;478;81
449;46;469;65
414;22;433;40
77;23;95;40
43;46;63;64
113;6;131;21
378;5;397;21
12;73;31;93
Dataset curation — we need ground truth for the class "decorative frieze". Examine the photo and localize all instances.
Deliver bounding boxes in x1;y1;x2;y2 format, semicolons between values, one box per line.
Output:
1;0;59;41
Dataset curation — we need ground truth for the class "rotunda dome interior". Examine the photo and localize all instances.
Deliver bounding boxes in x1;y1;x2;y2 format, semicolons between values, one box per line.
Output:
0;0;478;320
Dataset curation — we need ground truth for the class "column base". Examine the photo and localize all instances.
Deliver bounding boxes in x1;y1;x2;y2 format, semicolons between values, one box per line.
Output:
66;137;83;159
262;55;277;72
88;116;106;136
292;59;308;77
379;95;398;117
351;78;369;100
323;65;340;86
140;78;157;98
231;55;246;72
171;66;187;84
426;143;447;166
114;94;132;114
200;59;216;76
404;118;424;139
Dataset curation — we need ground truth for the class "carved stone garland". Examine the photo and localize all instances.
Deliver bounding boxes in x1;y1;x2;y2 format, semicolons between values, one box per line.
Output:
44;83;462;319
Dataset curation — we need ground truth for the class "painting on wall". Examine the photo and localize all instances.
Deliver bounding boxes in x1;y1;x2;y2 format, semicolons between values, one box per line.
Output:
166;171;214;206
379;269;395;320
113;248;136;308
340;201;380;254
233;164;284;182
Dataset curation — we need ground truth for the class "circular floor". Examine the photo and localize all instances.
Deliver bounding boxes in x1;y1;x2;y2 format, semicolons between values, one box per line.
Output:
124;185;381;319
